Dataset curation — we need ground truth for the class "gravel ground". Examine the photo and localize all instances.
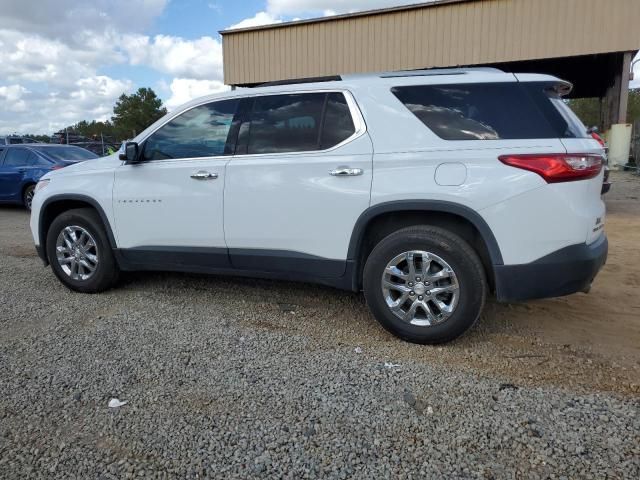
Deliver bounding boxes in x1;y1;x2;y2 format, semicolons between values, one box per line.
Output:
1;172;639;479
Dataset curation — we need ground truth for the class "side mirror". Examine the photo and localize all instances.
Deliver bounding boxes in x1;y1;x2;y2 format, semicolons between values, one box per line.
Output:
119;141;140;163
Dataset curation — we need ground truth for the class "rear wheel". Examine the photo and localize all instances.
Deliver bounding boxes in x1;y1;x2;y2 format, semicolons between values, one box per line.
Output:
363;226;487;344
46;208;119;293
22;185;35;211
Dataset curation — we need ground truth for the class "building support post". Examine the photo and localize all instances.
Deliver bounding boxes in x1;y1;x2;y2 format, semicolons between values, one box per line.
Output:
601;52;632;131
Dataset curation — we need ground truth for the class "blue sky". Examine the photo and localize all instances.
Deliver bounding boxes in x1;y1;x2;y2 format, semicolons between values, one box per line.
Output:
1;0;638;134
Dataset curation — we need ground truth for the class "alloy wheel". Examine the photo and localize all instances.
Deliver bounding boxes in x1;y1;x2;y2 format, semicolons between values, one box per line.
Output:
382;250;459;326
55;226;99;281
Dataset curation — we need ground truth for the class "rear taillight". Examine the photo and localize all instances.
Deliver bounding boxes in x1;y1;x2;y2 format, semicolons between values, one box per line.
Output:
498;154;603;183
51;165;64;170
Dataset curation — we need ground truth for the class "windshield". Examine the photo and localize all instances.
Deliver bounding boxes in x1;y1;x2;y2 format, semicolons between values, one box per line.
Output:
33;146;99;162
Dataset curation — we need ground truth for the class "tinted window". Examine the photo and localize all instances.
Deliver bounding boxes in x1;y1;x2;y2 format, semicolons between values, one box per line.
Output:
391;83;560;140
523;83;590;139
32;146;98;162
143;99;239;160
3;148;30;167
320;93;356;149
247;93;325;154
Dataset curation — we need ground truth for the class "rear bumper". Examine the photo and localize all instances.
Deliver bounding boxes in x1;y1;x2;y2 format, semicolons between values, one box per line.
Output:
494;235;608;302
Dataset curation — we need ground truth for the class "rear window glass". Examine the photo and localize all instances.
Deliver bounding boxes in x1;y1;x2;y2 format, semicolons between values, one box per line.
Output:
391;82;587;140
523;83;589;139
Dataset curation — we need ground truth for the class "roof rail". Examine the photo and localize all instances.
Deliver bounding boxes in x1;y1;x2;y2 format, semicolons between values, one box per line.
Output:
257;75;342;87
253;67;504;87
343;67;504;80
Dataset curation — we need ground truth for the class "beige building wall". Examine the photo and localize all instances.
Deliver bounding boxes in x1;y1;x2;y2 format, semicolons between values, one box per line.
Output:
221;0;640;85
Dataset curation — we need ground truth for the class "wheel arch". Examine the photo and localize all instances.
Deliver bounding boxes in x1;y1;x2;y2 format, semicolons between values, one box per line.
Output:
38;194;117;265
347;201;503;290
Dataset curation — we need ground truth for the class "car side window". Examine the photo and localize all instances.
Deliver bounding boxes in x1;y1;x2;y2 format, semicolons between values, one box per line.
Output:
391;83;558;140
320;92;356;150
3;148;30;167
142;99;239;161
246;93;326;154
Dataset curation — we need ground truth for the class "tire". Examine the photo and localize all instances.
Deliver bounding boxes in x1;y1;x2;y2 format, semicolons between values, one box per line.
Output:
363;225;487;344
23;184;35;211
46;208;119;293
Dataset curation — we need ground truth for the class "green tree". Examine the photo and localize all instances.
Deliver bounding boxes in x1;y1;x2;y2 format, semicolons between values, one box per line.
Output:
111;87;167;138
568;88;640;129
567;97;601;128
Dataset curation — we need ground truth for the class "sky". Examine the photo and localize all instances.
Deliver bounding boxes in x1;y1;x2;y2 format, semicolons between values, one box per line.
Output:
1;0;639;135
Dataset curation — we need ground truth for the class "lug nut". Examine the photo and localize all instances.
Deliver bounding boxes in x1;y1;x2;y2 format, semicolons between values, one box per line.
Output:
410;291;415;296
408;282;414;287
416;277;421;282
418;295;423;300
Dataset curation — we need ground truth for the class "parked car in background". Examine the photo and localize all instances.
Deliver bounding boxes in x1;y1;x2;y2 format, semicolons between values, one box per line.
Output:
0;136;39;145
0;145;98;210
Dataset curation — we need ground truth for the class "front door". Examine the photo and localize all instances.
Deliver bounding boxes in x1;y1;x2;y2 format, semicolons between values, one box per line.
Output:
112;98;239;269
224;91;372;277
0;148;28;201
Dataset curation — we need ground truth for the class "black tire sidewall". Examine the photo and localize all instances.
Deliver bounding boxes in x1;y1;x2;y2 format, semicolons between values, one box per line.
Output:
46;209;118;293
363;227;486;344
23;185;34;210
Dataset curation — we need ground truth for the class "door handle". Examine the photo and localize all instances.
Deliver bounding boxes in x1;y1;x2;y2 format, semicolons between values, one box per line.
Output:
190;171;218;180
329;167;364;177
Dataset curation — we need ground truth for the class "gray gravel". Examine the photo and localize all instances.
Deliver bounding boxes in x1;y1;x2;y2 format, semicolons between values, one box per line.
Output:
1;207;639;479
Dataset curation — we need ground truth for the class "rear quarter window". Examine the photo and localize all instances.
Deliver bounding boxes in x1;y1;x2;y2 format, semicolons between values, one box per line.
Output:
391;82;585;141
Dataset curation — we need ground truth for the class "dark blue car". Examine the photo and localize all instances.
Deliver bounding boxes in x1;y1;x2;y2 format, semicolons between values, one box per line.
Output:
0;144;98;210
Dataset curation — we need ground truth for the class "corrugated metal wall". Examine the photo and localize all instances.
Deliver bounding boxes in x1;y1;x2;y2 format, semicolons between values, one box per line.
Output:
221;0;640;85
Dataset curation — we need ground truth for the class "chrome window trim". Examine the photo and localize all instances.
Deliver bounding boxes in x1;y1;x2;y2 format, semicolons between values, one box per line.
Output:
130;89;366;164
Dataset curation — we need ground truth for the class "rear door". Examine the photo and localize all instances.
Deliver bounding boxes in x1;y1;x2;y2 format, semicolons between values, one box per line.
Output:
0;147;29;201
224;91;372;276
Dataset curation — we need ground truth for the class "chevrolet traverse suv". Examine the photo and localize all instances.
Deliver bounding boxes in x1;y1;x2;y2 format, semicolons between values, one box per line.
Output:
30;68;608;344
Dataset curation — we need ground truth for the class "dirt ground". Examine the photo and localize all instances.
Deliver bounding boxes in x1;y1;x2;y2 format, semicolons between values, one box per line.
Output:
0;171;638;398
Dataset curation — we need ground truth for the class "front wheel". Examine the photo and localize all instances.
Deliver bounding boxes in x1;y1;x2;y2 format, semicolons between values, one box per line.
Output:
46;208;119;293
23;185;35;211
363;226;487;344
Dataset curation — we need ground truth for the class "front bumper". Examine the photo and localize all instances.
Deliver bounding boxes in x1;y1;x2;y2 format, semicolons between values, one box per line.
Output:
494;235;608;302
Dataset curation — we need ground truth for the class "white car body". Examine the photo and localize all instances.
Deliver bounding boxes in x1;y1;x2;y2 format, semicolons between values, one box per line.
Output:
30;68;607;305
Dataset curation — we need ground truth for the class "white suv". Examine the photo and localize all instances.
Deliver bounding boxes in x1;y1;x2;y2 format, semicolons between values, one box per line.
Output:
30;68;608;344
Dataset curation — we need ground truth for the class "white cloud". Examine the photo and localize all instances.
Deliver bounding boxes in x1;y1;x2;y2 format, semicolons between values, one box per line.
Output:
0;77;132;134
120;34;224;80
0;0;167;44
228;11;282;30
0;29;120;88
165;78;229;110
